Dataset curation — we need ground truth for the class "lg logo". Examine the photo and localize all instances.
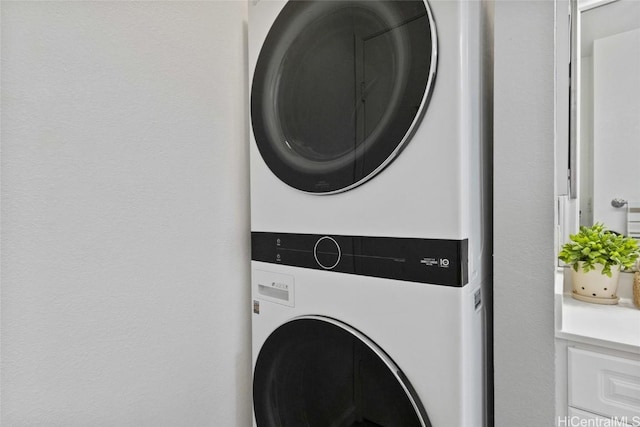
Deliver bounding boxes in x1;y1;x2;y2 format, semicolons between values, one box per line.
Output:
420;258;450;268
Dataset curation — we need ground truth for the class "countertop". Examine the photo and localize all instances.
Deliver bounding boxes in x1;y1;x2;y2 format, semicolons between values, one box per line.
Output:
555;269;640;353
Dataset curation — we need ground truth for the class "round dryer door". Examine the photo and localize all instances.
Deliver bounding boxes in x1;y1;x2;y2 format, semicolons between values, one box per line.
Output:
253;317;431;427
251;0;437;194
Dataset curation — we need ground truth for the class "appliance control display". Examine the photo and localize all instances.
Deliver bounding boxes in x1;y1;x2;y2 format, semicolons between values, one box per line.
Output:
252;232;468;287
313;236;341;270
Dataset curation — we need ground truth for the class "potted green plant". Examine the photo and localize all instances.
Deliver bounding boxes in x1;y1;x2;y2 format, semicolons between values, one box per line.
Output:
558;223;640;304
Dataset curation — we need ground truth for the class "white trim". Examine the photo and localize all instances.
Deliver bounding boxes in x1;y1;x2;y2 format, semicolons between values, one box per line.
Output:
578;0;619;12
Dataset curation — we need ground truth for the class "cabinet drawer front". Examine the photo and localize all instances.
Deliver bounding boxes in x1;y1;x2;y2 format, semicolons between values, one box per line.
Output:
569;347;640;419
568;407;633;426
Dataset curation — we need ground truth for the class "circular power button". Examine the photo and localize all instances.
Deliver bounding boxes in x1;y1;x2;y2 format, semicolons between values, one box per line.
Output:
313;236;341;270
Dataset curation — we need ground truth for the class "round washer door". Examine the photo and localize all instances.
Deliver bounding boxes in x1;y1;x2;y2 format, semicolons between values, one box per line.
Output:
253;316;431;427
251;0;437;194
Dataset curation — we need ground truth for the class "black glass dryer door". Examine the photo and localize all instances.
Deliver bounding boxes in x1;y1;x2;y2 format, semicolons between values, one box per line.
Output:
253;317;431;427
251;0;436;194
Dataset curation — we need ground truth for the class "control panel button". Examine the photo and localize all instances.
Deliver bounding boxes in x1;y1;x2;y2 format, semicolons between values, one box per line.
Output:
314;236;341;270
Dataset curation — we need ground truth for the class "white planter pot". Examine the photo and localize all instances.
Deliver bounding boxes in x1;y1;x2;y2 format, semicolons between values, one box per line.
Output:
571;262;621;305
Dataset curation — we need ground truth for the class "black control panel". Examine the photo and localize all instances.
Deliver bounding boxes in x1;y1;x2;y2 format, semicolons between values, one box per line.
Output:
252;232;468;287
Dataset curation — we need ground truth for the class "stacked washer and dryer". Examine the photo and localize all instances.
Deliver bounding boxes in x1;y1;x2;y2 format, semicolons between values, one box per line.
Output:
248;1;493;426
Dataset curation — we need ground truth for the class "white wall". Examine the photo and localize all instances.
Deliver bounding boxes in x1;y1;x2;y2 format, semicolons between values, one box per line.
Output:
1;2;251;426
493;1;556;425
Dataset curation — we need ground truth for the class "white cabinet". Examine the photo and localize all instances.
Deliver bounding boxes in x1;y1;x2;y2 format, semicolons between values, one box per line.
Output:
568;407;633;426
567;347;640;422
555;274;640;426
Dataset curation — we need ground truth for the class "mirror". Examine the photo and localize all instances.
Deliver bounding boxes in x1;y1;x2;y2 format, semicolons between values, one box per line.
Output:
573;0;640;237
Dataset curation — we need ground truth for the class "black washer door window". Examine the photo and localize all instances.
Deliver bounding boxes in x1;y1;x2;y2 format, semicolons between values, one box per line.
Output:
251;0;436;194
253;317;431;426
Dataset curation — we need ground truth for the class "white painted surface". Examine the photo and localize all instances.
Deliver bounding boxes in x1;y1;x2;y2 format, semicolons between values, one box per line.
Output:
1;2;251;426
493;1;556;426
580;0;640;57
592;28;640;234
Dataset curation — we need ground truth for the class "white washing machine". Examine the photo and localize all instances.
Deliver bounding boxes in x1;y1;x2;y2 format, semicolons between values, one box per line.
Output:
249;0;493;426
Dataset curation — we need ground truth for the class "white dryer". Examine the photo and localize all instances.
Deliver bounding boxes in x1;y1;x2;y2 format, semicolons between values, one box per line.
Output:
249;0;493;426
